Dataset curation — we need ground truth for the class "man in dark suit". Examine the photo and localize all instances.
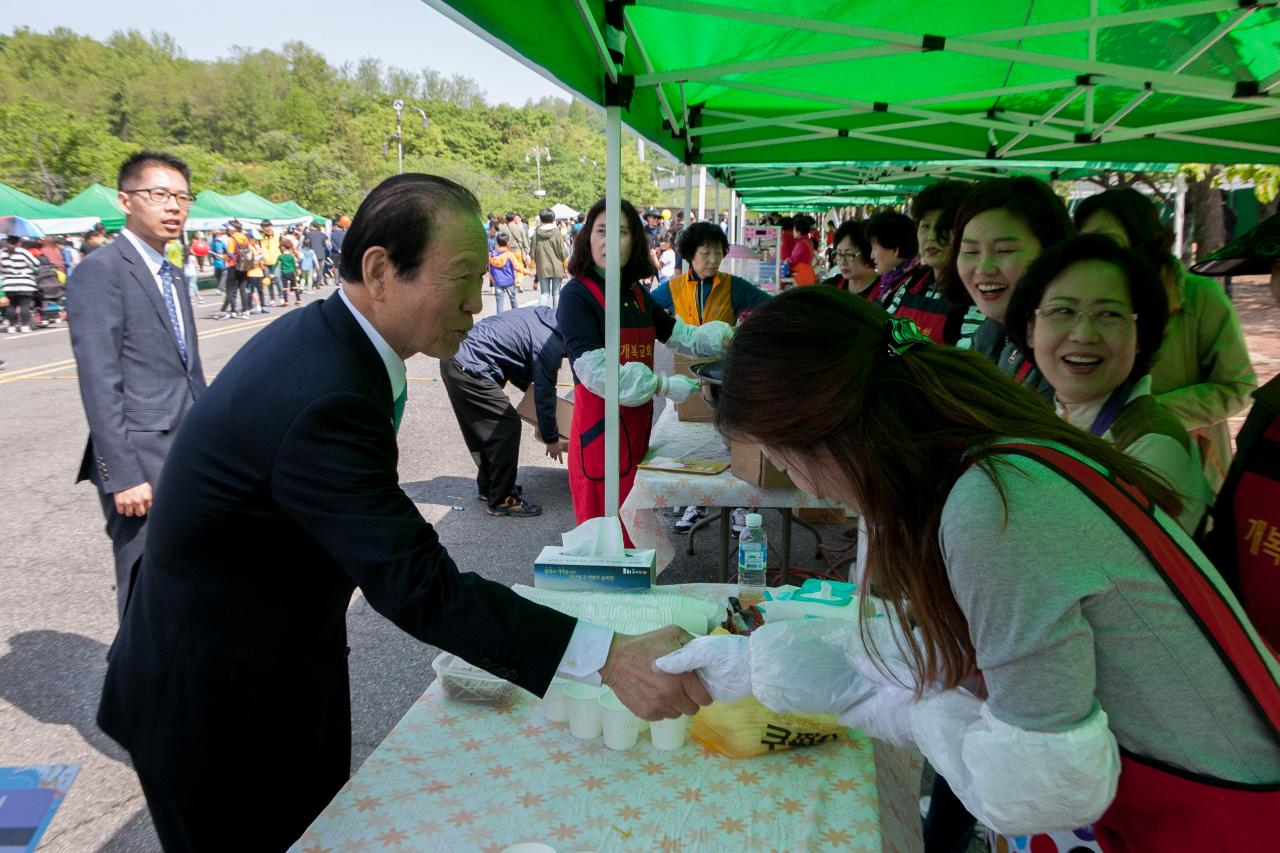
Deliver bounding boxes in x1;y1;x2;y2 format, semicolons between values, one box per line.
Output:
68;151;207;620
97;174;710;851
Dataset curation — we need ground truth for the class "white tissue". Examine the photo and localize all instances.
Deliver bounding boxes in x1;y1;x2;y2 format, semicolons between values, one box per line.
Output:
561;516;626;558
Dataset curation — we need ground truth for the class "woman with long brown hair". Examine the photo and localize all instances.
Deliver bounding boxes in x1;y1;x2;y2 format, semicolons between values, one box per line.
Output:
659;286;1280;849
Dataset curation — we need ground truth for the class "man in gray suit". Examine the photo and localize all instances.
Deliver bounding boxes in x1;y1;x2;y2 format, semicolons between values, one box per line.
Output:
69;151;207;620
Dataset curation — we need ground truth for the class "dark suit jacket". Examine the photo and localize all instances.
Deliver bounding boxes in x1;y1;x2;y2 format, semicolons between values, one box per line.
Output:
97;294;577;846
68;233;206;492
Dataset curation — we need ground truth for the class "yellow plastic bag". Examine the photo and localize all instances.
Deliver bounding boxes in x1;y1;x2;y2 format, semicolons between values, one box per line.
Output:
690;697;846;759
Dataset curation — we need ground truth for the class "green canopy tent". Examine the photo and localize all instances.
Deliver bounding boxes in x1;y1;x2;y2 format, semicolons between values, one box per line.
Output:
184;190;313;231
0;183;100;235
427;0;1280;517
59;183;126;231
275;200;328;225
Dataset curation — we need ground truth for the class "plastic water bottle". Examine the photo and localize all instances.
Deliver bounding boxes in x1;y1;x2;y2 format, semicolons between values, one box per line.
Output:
737;513;767;607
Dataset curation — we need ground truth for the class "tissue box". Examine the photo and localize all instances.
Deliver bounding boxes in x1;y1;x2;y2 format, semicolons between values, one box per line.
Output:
730;440;793;488
516;386;574;443
533;546;656;592
672;355;714;423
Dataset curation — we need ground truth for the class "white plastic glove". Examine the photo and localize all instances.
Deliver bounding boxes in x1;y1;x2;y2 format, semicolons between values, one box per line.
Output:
659;374;700;402
654;634;751;702
668;318;735;358
748;618;882;716
572;348;660;406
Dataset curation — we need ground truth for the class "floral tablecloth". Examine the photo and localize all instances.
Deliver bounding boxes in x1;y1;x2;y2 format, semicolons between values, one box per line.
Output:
293;686;921;853
293;584;922;852
621;403;843;573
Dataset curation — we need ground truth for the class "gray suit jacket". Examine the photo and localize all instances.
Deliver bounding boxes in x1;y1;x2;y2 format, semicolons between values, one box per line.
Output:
68;234;207;492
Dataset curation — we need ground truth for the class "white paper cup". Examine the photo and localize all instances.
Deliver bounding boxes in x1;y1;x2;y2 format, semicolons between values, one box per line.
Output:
501;844;557;853
541;679;569;723
649;716;689;751
564;683;606;739
599;691;640;751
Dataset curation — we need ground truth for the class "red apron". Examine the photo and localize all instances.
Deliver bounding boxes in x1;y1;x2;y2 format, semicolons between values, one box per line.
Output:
994;442;1280;852
567;277;656;547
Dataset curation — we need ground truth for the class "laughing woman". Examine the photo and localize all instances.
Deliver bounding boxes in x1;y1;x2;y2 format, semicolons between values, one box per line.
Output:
659;286;1280;851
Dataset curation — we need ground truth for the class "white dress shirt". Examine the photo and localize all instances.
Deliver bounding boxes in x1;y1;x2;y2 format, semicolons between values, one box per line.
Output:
120;228;186;347
337;288;613;684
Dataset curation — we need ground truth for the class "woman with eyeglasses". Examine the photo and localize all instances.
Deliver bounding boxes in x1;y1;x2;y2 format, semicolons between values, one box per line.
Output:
1075;188;1256;493
1006;235;1210;534
658;286;1280;851
825;219;878;297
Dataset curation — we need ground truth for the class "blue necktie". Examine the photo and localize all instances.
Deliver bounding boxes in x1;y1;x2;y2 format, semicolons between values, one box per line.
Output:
159;260;188;364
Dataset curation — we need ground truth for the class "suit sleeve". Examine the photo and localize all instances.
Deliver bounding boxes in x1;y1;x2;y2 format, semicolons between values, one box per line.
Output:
533;334;565;443
270;391;577;695
67;257;146;492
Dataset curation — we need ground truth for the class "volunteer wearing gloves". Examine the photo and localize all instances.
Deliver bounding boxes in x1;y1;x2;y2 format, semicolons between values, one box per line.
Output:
650;221;770;324
556;198;732;543
658;286;1280;850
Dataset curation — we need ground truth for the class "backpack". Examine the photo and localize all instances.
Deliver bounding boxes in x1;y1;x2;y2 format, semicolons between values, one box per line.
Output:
235;240;256;272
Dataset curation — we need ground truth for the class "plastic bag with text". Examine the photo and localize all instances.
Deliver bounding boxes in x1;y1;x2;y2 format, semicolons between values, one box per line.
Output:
690;696;846;759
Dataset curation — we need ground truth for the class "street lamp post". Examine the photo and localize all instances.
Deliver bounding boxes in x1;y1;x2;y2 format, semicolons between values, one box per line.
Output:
391;99;429;175
526;146;551;197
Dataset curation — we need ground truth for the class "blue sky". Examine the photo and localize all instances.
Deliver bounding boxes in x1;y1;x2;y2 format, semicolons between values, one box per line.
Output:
5;0;571;107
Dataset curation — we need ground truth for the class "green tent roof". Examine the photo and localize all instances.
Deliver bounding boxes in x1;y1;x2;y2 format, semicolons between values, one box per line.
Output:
60;183;126;231
0;182;100;234
184;190;315;230
428;0;1280;167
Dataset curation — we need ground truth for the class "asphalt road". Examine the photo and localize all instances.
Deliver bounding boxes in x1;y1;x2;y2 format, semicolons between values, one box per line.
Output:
0;281;844;851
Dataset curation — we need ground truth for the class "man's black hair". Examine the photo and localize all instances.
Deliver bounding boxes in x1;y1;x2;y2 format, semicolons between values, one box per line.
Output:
117;151;191;190
338;173;481;284
540;208;554;223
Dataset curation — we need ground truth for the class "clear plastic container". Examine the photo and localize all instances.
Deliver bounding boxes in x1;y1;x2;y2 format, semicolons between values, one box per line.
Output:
737;512;767;607
431;653;517;706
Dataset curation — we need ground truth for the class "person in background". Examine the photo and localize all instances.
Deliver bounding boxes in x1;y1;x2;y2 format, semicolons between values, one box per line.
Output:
657;237;676;279
2;236;41;333
1075;188;1256;493
440;305;567;517
1202;259;1280;649
305;222;329;274
182;238;202;305
243;235;267;314
945;176;1074;401
39;236;65;273
219;221;251;319
507;212;532;290
329;215;348;273
81;229;106;256
1007;234;1209;534
778;215;796;273
530;208;567;307
557;198;730;543
659;285;1280;853
489;233;528;314
259;221;282;306
643;208;667;271
58;236;81;275
651;220;772;534
300;240;318;292
278;236;301;306
784;214;817;285
883;180;980;345
865;211;925;306
825;219;878;297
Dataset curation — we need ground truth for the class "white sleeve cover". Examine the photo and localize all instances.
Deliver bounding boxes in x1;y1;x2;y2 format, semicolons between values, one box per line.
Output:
908;693;1121;836
573;348;660;407
748;618;880;716
667;318;734;357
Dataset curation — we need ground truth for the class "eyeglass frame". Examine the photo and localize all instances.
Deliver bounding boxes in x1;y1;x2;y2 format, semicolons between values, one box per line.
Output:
1033;305;1138;331
121;187;197;208
833;250;866;263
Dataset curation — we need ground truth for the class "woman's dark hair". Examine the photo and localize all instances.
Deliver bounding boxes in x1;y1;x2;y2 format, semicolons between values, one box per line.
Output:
1073;188;1174;268
566;197;656;282
865;211;919;259
338;174;480;284
677;221;729;261
1005;234;1169;380
832;219;872;265
715;285;1182;693
942;177;1074;305
791;214;815;234
910;179;972;248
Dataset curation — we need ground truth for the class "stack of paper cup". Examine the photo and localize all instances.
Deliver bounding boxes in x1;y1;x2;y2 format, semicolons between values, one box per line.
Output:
541;678;569;723
599;691;641;751
649;716;689;751
564;683;606;739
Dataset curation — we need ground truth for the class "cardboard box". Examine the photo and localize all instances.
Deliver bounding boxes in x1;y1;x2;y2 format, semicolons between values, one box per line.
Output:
533;545;656;592
516;385;574;442
672;354;715;422
730;440;793;489
796;507;846;524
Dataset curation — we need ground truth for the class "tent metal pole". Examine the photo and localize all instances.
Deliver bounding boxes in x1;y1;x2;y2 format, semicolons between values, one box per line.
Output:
1174;174;1187;263
573;0;619;83
727;189;737;243
714;180;721;223
683;166;693;232
604;105;622;518
623;15;681;133
698;167;707;220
